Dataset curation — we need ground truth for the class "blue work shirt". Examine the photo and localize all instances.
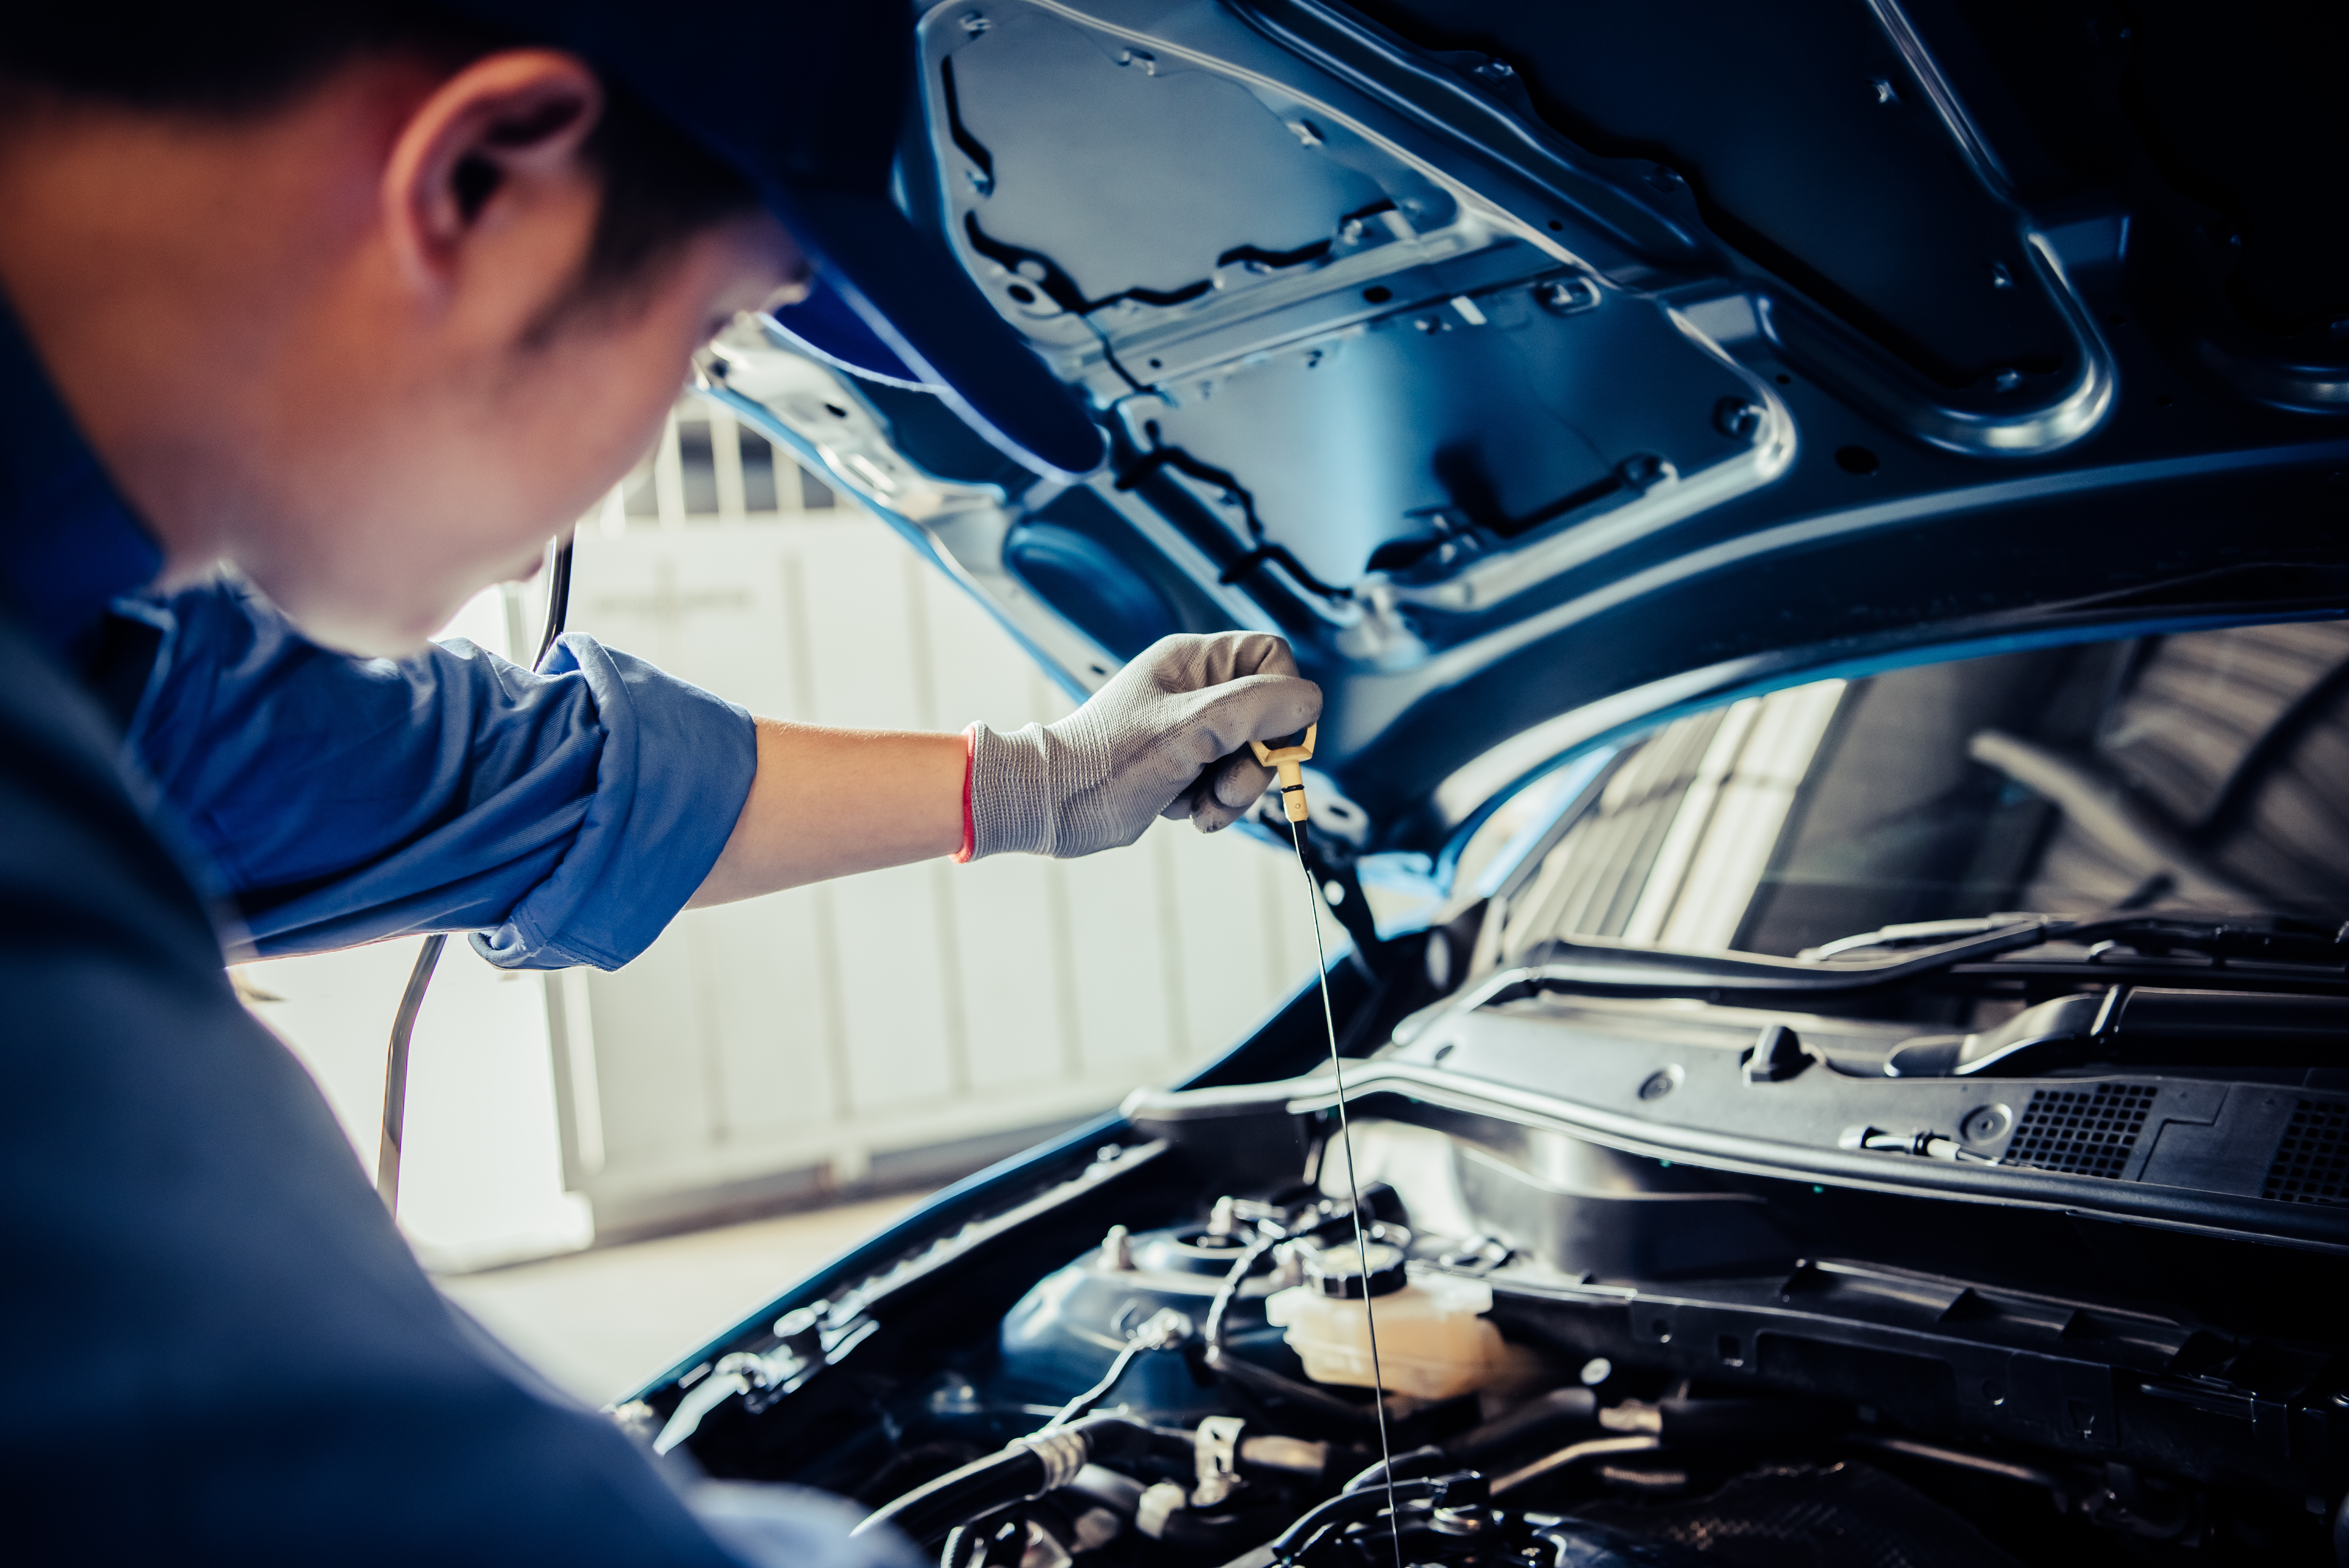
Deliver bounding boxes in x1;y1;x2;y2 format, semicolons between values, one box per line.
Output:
129;576;753;969
0;294;886;1568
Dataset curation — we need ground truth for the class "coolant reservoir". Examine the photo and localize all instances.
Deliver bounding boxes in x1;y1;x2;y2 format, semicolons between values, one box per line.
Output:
1263;1242;1501;1401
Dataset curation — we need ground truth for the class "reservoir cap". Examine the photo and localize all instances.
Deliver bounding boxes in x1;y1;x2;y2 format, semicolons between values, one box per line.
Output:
1308;1241;1408;1299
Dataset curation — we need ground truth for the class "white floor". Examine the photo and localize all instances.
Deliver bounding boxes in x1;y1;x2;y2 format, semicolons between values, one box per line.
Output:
437;1193;928;1407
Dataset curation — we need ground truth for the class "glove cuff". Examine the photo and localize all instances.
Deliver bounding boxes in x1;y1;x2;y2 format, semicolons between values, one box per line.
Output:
966;720;1055;859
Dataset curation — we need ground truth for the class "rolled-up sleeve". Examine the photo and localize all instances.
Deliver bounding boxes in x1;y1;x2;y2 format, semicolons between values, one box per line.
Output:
126;579;756;970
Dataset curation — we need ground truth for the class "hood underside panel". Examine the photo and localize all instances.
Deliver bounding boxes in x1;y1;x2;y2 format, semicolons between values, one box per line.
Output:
712;0;2348;853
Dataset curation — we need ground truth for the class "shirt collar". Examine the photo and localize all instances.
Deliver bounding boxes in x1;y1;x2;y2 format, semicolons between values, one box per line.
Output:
0;290;164;661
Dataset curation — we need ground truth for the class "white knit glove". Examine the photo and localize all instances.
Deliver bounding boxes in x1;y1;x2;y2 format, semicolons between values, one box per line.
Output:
966;633;1322;859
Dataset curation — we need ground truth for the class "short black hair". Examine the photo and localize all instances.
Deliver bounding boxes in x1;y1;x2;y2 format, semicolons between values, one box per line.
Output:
0;3;762;302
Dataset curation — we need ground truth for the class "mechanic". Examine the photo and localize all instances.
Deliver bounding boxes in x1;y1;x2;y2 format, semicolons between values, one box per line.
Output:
0;4;1318;1564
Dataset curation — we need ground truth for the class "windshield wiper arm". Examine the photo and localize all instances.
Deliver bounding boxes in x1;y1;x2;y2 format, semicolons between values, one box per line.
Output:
1800;913;2053;961
1805;911;2349;968
1477;913;2349;1007
1488;919;2066;1001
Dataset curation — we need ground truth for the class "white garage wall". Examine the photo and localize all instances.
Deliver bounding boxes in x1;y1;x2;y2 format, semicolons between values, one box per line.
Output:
249;398;1336;1267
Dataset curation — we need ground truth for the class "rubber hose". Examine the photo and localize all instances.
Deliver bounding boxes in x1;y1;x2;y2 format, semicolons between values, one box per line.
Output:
1341;1446;1448;1493
1447;1388;1599;1463
857;1418;1155;1544
1263;1477;1438;1564
1201;1236;1278;1351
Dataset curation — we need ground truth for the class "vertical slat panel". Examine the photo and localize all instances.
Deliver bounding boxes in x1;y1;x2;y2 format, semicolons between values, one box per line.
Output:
832;861;954;1119
948;855;1071;1091
710;405;747;522
695;887;839;1144
652;409;686;531
1165;821;1281;1064
584;937;712;1168
1059;841;1176;1077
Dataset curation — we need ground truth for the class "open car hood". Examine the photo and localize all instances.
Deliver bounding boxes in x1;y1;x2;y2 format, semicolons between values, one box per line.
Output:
707;0;2347;853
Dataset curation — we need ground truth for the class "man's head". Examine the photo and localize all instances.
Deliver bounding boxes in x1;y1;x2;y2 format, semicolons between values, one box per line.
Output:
0;5;804;653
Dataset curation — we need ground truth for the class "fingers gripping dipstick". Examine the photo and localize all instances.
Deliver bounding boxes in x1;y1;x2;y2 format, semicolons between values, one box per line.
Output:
1249;725;1318;823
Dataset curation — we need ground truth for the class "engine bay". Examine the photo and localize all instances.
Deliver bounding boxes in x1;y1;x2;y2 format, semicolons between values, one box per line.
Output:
624;980;2349;1565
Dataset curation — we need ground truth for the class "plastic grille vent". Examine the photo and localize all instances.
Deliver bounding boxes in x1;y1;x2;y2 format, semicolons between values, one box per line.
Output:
1999;1083;2156;1178
2264;1098;2349;1205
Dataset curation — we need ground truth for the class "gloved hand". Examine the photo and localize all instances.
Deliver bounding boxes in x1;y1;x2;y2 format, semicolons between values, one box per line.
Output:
964;632;1322;859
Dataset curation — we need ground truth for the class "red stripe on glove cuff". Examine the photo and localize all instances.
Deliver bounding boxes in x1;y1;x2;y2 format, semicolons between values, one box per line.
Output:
953;723;977;864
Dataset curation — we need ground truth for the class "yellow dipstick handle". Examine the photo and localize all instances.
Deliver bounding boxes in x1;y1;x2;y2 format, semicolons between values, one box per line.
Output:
1249;724;1318;823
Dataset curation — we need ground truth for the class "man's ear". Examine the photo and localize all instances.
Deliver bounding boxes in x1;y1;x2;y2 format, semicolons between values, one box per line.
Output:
381;50;604;296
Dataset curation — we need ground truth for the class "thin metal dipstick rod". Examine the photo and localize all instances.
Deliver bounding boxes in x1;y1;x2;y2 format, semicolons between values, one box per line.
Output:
1290;819;1404;1568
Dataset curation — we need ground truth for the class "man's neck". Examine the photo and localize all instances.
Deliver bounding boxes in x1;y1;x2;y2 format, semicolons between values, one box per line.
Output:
0;284;162;656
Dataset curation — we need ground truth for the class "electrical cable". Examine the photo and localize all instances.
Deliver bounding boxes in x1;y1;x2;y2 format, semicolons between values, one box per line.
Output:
1284;812;1404;1568
1039;1306;1191;1429
376;531;574;1213
1043;1340;1148;1431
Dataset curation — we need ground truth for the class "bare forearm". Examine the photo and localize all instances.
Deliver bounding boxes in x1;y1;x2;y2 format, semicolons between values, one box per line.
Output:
687;719;965;907
688;633;1318;902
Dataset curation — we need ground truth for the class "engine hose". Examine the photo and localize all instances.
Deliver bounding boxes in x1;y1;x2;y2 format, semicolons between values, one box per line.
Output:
1251;1476;1440;1568
1201;1235;1278;1351
1488;1435;1660;1495
856;1418;1157;1545
1341;1446;1449;1493
1445;1388;1599;1464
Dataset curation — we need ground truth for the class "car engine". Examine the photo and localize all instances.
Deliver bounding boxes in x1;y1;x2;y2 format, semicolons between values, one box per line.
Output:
625;986;2349;1566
